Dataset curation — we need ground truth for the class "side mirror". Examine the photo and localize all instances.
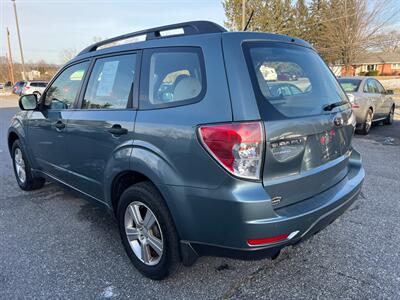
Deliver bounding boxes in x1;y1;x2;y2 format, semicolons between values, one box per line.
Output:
386;89;394;95
19;94;38;110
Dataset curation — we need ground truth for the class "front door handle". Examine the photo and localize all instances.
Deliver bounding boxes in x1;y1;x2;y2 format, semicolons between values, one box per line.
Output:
54;120;65;130
107;124;128;136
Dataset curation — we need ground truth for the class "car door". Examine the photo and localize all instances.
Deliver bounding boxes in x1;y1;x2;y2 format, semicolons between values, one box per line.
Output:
64;53;139;201
374;79;391;117
363;79;382;119
27;61;90;181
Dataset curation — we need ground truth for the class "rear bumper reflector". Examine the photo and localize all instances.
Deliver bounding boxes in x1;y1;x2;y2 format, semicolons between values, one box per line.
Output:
247;230;300;246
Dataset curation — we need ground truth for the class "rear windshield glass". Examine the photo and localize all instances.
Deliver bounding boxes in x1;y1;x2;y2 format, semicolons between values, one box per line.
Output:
337;79;361;92
243;42;348;118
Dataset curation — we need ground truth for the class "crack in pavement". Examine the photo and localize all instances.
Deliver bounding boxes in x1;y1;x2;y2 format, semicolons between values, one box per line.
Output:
220;251;292;299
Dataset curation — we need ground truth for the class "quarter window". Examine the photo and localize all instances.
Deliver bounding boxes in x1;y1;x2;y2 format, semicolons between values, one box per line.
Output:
83;54;137;109
140;47;205;109
44;62;89;110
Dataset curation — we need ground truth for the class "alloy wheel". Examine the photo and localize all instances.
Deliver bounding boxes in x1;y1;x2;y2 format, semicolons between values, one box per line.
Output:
365;111;372;132
124;201;164;266
14;148;26;184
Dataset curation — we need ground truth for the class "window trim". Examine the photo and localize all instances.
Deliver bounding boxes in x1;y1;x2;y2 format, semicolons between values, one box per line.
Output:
40;59;91;110
76;50;142;111
139;46;207;110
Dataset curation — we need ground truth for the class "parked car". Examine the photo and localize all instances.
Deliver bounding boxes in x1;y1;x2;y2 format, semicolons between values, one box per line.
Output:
20;81;48;96
12;81;26;95
277;73;298;81
0;83;4;90
268;82;303;97
338;77;395;134
8;21;364;280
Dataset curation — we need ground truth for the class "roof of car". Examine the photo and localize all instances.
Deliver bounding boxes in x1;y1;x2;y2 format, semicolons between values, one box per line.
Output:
71;21;313;63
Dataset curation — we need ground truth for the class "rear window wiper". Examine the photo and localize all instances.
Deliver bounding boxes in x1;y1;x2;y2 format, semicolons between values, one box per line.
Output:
323;101;348;111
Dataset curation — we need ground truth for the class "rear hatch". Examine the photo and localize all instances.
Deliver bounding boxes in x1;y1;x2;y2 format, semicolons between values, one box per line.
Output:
242;41;355;208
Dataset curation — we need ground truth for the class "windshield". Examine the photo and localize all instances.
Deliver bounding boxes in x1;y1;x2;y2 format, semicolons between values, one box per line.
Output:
337;78;361;92
243;42;348;118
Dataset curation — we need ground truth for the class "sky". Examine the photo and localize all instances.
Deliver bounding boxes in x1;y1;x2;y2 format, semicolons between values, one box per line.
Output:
0;0;226;64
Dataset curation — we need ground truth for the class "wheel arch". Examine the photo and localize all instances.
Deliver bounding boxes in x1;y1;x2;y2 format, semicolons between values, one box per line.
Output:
8;131;20;154
107;146;186;239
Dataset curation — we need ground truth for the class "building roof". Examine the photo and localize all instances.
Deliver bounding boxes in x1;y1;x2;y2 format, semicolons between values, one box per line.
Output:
352;52;400;65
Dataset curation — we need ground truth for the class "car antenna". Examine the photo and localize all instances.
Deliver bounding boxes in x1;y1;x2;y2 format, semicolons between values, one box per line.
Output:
243;10;254;31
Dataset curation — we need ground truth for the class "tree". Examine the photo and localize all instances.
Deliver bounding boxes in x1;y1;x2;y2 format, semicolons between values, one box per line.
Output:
373;30;400;53
59;48;77;64
223;0;399;70
223;0;296;33
318;0;398;73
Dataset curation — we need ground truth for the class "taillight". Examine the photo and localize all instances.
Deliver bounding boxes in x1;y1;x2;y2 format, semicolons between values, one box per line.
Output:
198;122;264;180
25;86;30;89
347;93;359;108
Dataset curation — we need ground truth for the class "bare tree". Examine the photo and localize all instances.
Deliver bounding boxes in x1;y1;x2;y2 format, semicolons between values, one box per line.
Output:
318;0;399;73
59;48;77;63
373;30;400;53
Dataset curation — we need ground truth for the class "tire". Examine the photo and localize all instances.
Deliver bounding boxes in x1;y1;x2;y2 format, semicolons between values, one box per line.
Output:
11;140;45;191
358;108;373;135
383;105;395;125
33;91;41;97
117;182;180;280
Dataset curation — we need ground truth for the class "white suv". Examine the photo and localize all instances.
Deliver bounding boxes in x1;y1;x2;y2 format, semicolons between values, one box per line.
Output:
20;81;48;96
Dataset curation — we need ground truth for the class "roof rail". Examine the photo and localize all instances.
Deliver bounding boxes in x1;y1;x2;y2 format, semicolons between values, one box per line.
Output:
78;21;226;56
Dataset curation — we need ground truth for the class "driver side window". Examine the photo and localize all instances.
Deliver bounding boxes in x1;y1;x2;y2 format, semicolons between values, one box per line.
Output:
44;61;89;109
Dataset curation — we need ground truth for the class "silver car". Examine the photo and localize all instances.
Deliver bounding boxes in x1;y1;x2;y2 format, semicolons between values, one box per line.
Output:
20;81;48;96
338;76;395;134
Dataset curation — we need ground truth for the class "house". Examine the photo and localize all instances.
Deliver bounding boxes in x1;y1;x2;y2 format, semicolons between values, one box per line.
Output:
21;70;41;80
337;52;400;76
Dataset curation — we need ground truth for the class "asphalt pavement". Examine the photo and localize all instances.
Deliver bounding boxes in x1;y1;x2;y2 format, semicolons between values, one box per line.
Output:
0;95;399;299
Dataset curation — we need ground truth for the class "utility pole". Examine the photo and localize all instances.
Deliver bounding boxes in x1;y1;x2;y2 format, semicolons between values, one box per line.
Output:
11;0;26;80
5;53;12;84
242;0;246;31
6;27;15;84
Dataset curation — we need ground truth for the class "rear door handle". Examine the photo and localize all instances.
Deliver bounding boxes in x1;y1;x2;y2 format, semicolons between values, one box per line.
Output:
107;124;128;136
54;120;65;130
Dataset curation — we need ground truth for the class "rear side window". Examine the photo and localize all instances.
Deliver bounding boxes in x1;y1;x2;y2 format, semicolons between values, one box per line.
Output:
30;82;47;87
82;54;137;109
140;47;205;109
243;42;347;119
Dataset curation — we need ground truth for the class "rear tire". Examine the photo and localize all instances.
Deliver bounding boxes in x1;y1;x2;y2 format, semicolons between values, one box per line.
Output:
383;105;394;125
11;140;45;191
359;108;373;135
117;182;180;280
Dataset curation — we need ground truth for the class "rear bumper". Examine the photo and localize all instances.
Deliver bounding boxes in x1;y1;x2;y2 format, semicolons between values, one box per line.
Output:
189;182;360;260
162;149;364;260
